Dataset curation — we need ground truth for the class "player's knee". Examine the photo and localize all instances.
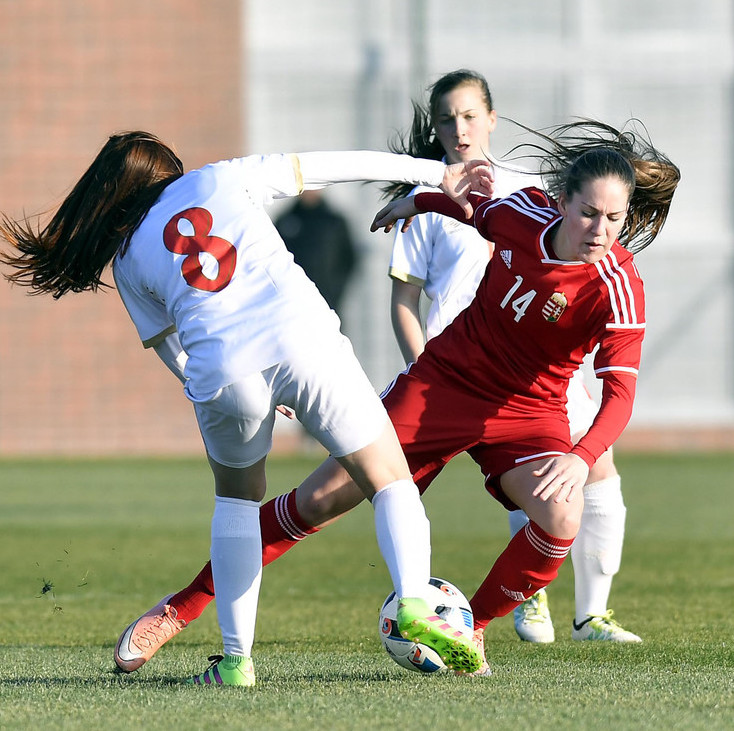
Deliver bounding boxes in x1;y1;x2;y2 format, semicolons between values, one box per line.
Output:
542;504;582;540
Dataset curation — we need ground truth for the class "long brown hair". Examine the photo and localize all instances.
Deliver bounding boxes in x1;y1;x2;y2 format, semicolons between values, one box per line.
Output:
1;131;183;298
510;119;681;252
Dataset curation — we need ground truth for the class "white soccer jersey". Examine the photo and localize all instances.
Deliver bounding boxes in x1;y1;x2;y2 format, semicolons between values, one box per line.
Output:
389;157;542;339
113;151;448;402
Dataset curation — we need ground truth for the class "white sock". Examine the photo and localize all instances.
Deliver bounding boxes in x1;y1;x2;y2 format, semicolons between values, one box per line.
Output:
371;480;430;600
508;509;530;538
571;476;626;620
210;495;262;657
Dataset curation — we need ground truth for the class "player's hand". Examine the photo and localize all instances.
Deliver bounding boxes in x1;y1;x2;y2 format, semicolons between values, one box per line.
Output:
441;159;494;218
370;197;420;234
531;453;589;503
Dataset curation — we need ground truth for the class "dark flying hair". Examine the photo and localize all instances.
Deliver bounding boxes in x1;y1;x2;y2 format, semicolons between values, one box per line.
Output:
1;131;184;298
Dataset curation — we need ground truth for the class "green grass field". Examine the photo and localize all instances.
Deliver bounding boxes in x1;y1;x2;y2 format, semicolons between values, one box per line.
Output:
1;452;732;730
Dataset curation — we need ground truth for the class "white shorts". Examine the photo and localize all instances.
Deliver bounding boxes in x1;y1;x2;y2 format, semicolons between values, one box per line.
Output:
566;369;599;437
190;334;388;468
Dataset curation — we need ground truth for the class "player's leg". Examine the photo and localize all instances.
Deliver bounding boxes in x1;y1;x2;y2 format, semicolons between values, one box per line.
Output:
566;370;640;642
471;460;579;625
508;509;555;643
467;432;581;676
114;454;365;674
290;349;481;672
185;454;265;687
571;446;641;642
186;375;291;687
118;376;274;684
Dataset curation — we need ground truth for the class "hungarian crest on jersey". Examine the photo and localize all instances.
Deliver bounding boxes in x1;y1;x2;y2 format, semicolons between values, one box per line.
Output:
542;292;568;322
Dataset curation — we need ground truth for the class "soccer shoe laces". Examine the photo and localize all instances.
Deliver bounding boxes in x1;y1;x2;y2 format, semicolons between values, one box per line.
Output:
518;593;549;624
593;610;621;629
135;607;181;648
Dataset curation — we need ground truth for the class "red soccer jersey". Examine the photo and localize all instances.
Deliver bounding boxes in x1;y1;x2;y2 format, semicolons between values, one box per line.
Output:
413;187;645;467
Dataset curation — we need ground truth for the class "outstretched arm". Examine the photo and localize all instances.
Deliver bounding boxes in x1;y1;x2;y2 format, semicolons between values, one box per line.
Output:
439;159;494;218
295;151;492;217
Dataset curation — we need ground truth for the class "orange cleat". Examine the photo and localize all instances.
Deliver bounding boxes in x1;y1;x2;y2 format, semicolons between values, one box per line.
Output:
114;594;187;672
456;627;492;677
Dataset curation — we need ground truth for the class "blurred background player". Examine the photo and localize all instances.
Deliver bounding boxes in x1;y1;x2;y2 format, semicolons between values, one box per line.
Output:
385;69;641;644
1;136;495;683
275;188;357;321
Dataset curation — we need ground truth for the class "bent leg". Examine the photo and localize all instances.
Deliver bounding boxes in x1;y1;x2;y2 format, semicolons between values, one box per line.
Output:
471;460;581;630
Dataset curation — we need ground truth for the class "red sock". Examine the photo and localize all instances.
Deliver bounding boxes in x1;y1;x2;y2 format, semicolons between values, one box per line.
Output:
170;489;319;623
470;521;573;631
261;488;320;566
169;562;215;624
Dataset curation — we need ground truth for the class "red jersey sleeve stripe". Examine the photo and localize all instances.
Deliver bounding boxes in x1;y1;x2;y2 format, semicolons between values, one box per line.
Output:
474;189;556;229
595;365;639;376
514;189;556;218
499;189;556;223
607;251;641;321
606;323;646;331
595;252;643;327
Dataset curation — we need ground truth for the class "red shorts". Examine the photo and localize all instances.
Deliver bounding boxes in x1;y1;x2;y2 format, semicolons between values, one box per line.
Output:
381;364;572;510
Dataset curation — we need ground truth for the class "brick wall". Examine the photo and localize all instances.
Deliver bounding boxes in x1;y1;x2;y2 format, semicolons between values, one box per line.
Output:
0;0;243;455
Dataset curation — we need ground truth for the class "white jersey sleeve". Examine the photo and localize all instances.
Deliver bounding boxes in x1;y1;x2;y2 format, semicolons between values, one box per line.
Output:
226;151;446;206
295;151;445;191
113;262;175;347
388;184;434;288
389;184;492;339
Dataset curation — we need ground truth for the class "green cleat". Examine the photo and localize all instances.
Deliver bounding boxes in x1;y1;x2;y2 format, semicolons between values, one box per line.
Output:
396;597;482;673
186;654;256;686
572;610;642;642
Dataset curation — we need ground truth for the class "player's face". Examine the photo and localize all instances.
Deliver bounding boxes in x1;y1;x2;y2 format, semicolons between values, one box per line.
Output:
555;176;630;263
433;84;497;164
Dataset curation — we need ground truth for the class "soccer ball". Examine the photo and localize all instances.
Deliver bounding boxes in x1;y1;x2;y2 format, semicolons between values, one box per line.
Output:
378;577;474;674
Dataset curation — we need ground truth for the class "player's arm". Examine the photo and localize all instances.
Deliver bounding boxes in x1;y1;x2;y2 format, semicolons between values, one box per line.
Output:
532;293;644;503
571;271;646;467
113;264;184;384
570;371;637;468
530;373;636;505
294;153;492;216
390;278;424;365
145;329;188;384
371;190;488;234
